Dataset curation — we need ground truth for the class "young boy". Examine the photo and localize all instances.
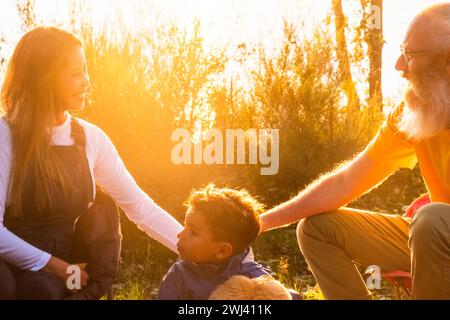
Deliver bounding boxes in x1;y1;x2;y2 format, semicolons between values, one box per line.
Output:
158;184;295;300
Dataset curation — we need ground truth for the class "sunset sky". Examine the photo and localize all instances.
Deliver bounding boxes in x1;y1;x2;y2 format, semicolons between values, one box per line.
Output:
0;0;446;99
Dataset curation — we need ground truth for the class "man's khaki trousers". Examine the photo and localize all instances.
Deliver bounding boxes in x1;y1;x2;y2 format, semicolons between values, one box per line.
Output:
297;203;450;299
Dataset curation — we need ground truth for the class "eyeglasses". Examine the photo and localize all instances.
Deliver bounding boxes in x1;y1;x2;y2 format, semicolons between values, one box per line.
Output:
400;43;436;64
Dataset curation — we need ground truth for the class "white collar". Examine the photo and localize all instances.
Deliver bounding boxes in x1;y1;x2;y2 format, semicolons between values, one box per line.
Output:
51;112;71;134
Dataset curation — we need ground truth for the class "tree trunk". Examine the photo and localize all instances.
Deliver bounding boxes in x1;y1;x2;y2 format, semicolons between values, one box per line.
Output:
16;0;36;31
367;0;384;112
332;0;360;110
0;35;6;68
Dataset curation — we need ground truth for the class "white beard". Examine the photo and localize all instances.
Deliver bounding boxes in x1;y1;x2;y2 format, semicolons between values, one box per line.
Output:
399;70;450;140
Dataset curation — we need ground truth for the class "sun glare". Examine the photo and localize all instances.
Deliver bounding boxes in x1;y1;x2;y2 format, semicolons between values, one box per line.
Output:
0;0;447;100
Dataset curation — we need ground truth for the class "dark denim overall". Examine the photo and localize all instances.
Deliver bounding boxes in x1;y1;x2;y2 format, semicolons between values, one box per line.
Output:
0;118;121;300
4;118;94;261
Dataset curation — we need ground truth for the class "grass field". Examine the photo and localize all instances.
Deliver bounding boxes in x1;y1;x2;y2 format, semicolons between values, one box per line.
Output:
110;174;423;301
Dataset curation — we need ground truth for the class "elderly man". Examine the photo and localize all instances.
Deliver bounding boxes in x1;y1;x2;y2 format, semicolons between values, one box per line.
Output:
260;3;450;300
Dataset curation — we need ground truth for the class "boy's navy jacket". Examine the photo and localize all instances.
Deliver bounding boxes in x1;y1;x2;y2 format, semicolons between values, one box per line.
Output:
158;247;271;300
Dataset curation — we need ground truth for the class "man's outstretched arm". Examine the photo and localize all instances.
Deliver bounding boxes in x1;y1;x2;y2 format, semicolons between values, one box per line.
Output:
260;151;399;232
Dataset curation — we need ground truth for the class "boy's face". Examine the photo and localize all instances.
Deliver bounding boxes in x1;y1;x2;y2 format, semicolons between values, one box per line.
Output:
177;209;232;264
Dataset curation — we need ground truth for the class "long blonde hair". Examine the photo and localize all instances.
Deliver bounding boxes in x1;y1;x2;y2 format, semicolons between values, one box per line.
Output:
1;26;82;218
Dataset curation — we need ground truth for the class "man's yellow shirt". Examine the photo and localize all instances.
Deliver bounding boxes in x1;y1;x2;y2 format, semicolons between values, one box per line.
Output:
364;103;450;203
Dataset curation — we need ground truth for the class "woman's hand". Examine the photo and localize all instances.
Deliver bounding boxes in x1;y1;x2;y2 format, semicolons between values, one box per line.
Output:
41;256;90;290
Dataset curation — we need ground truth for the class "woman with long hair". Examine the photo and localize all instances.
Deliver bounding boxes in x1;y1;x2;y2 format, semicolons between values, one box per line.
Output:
0;26;182;299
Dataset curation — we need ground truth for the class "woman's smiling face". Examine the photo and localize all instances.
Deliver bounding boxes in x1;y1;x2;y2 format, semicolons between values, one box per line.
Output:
56;46;90;112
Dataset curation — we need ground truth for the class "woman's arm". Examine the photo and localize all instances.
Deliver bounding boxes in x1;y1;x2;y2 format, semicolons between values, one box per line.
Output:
89;125;183;253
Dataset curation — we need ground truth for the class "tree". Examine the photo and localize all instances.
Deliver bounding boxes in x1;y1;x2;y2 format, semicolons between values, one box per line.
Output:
360;0;384;111
16;0;36;31
0;34;6;69
355;0;384;112
332;0;361;110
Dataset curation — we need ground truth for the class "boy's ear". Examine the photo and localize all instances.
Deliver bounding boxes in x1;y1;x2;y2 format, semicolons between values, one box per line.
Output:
216;242;233;261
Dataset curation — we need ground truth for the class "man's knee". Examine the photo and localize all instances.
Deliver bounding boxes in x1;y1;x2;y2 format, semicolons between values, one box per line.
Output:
296;211;339;251
16;272;67;300
0;260;17;300
0;280;17;300
409;202;450;243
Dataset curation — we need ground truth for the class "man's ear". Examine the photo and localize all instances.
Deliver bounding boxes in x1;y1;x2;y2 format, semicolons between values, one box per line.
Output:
216;242;233;261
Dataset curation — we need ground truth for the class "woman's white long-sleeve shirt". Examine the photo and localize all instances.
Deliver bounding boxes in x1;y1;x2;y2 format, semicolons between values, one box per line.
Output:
0;112;183;271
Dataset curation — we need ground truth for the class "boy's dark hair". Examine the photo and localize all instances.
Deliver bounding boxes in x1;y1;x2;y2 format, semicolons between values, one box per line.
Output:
184;184;264;254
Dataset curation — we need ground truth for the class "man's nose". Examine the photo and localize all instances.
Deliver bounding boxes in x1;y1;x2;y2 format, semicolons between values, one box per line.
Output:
395;54;408;72
177;230;184;239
